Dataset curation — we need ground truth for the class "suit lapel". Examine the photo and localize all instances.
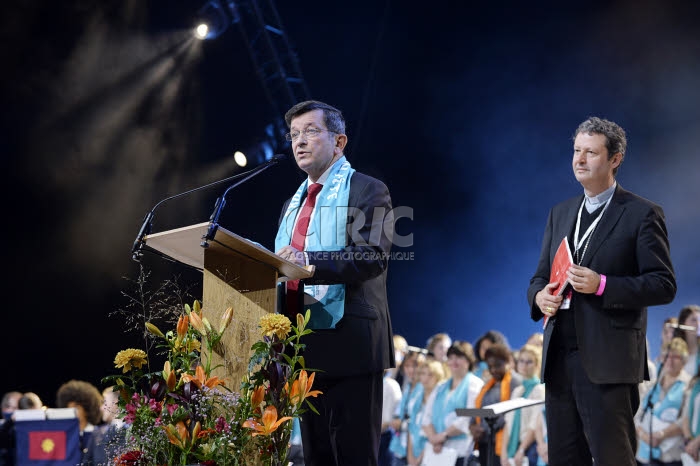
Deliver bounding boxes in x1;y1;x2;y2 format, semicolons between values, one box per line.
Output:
556;196;582;250
580;185;626;267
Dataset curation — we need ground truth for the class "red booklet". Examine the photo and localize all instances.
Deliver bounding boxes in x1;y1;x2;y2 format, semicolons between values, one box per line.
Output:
543;236;573;329
550;236;573;296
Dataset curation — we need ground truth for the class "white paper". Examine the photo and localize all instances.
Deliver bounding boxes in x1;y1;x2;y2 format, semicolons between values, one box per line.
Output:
681;452;700;466
422;445;458;466
455;397;544;418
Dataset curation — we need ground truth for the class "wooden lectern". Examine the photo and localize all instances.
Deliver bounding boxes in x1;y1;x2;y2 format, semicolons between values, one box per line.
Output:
143;221;314;390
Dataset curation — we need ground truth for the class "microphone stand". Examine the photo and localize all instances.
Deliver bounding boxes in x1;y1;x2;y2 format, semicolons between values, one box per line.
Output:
201;154;285;247
131;154;286;260
645;348;670;464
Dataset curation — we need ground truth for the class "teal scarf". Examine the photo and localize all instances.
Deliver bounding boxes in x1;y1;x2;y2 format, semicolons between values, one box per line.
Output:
431;374;476;438
507;377;541;457
389;382;424;458
637;378;686;460
275;157;354;329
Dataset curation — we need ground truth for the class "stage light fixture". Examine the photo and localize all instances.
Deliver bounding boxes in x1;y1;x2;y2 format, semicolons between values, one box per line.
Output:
233;151;248;167
194;24;209;40
233;123;287;166
193;0;229;40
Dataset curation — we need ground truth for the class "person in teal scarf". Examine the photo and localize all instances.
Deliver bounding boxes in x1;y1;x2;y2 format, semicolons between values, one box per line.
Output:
407;359;447;465
501;344;545;466
275;100;395;466
635;337;691;465
682;368;700;463
423;342;485;466
389;351;425;465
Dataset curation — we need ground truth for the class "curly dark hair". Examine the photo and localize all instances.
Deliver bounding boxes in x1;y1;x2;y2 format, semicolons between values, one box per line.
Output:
574;116;627;176
56;379;103;426
484;343;512;363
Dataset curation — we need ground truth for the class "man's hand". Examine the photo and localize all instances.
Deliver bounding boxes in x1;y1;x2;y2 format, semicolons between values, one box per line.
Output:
567;264;601;294
276;246;306;267
536;282;564;318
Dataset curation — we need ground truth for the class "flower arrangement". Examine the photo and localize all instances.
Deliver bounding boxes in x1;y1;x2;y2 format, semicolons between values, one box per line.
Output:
105;300;320;466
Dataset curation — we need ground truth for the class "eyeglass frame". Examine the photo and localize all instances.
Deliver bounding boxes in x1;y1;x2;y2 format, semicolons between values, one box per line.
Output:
284;127;337;142
517;359;536;365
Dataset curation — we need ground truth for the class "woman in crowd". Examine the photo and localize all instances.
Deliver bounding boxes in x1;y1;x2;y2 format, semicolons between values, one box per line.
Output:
56;379;103;465
674;305;700;377
423;341;484;466
501;344;545;466
473;330;509;382
682;367;700;464
469;343;522;466
635;337;692;465
389;350;425;465
405;359;447;466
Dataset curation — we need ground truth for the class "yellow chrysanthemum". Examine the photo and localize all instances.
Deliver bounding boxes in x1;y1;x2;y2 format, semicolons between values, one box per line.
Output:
114;348;148;373
259;314;291;340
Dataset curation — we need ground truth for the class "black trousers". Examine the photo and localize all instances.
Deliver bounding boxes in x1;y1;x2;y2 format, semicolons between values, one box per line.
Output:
546;349;639;466
300;371;384;466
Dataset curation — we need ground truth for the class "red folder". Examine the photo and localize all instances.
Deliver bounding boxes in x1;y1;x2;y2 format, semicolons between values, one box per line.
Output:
543;236;573;329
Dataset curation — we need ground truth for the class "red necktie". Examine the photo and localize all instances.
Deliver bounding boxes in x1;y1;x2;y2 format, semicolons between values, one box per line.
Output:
285;183;323;316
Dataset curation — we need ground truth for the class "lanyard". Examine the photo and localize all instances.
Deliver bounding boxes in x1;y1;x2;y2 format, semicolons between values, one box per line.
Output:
573;196;612;263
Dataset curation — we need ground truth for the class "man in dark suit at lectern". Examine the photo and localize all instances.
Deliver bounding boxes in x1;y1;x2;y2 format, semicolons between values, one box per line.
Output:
275;100;395;466
527;117;676;466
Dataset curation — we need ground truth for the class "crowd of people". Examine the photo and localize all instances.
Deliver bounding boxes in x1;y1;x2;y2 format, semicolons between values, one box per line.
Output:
378;303;700;466
3;303;699;466
1;381;121;466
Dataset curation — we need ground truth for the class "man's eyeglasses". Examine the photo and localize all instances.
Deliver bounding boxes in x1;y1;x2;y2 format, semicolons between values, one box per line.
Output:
517;359;535;365
284;127;334;142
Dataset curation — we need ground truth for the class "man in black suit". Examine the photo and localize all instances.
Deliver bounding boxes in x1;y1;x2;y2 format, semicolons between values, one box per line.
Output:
527;117;676;465
275;100;394;466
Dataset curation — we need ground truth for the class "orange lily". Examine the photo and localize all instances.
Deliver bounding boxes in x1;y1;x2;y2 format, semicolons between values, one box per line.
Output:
189;310;206;335
290;370;322;407
163;361;177;391
162;420;201;449
251;385;265;406
176;315;189;340
180;365;225;389
197;428;217;440
242;406;292;437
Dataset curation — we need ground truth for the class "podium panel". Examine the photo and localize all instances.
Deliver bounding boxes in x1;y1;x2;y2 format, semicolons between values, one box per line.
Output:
144;222;313;389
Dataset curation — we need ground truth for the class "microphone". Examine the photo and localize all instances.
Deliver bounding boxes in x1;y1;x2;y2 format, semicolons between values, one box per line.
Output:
201;153;287;247
406;345;429;355
131;154;288;260
665;322;696;332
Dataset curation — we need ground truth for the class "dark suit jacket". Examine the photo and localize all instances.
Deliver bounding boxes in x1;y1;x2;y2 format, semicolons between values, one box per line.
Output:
279;171;395;377
527;184;676;385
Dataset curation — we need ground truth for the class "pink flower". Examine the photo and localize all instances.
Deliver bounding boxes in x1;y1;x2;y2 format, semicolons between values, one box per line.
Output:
215;416;230;433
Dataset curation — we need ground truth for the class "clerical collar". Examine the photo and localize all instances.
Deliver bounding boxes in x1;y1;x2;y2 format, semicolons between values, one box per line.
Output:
584;182;616;213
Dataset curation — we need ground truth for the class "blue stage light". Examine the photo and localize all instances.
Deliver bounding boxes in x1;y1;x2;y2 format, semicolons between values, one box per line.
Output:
193;0;230;40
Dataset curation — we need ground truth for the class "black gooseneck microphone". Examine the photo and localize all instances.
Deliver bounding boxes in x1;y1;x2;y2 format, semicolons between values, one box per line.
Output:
201;153;287;247
131;153;288;260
